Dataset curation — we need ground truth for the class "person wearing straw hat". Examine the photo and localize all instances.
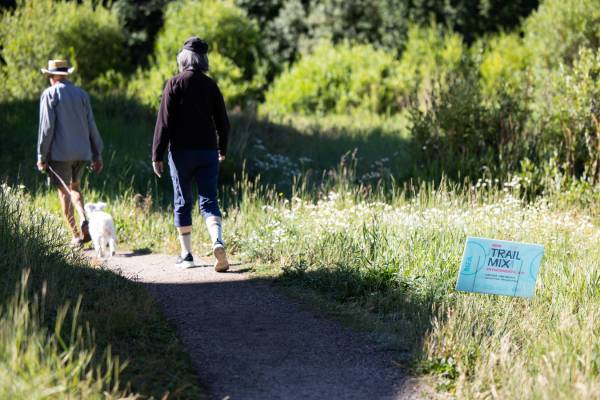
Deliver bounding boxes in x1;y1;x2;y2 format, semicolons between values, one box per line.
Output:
36;60;104;247
152;37;230;271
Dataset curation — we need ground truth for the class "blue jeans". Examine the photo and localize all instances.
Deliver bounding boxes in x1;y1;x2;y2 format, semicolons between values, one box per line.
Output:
168;148;221;227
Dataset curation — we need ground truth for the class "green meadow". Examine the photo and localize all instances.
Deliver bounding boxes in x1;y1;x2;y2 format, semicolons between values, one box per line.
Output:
1;0;600;398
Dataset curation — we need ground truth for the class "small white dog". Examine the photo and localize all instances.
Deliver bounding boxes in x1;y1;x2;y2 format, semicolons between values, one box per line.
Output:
84;202;117;259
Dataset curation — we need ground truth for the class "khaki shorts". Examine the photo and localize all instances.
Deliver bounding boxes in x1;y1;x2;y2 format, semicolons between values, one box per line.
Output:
47;160;86;188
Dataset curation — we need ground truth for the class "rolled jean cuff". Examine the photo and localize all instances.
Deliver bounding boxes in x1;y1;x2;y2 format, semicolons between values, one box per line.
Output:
174;212;193;228
201;209;221;219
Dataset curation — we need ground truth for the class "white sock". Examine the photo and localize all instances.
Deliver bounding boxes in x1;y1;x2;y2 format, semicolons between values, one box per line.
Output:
179;232;192;257
205;216;224;248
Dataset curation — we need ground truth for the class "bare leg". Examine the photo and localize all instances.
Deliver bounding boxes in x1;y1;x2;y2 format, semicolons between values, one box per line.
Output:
69;182;87;223
57;188;79;239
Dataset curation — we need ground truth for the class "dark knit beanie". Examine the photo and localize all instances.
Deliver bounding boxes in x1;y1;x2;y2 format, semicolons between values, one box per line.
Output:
182;37;209;55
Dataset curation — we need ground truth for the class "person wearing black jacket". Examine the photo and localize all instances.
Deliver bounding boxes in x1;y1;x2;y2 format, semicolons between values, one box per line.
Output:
152;36;230;271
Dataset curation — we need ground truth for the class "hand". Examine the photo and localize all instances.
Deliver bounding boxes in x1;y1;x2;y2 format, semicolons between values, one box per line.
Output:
218;155;226;163
152;161;163;178
91;160;103;173
37;161;48;172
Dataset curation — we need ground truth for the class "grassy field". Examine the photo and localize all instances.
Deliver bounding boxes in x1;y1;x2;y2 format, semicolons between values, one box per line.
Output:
3;95;600;398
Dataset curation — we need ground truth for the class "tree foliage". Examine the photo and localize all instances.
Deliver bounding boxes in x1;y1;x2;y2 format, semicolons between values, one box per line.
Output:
261;24;464;117
111;0;170;66
237;0;538;73
261;41;401;117
129;0;265;107
524;0;600;69
0;0;126;101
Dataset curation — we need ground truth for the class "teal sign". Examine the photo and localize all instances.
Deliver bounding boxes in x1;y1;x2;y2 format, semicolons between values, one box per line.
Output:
456;237;544;298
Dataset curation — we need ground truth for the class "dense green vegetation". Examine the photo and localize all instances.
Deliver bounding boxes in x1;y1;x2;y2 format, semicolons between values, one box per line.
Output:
129;0;266;107
1;0;600;398
0;0;127;100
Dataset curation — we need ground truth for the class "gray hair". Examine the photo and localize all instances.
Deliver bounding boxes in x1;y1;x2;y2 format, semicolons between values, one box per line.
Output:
177;49;209;72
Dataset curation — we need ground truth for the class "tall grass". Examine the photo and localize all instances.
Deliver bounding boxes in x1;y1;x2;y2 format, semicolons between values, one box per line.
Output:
0;185;203;398
0;271;128;399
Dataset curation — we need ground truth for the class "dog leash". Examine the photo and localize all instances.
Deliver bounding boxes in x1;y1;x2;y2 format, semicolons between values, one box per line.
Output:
46;164;89;223
47;164;73;195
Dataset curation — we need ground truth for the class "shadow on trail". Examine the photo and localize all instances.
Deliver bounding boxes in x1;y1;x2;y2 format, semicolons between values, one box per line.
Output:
276;266;438;363
139;276;420;400
107;251;424;398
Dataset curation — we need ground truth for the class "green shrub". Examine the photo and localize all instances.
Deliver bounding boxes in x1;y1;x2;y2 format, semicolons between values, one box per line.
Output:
395;24;465;109
129;0;265;108
524;0;600;69
238;0;537;76
405;0;539;43
534;48;600;179
303;0;406;51
518;0;600;183
0;0;127;101
261;24;464;118
477;32;532;101
410;65;532;179
241;0;309;78
260;41;402;117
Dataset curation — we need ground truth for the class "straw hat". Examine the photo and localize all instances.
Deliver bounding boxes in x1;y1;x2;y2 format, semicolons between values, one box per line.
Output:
40;60;74;76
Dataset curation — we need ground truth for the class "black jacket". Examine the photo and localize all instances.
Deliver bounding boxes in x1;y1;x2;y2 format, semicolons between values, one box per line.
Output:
152;70;230;161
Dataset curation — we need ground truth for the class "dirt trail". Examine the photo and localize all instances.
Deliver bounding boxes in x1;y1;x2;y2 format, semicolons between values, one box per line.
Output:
103;252;422;400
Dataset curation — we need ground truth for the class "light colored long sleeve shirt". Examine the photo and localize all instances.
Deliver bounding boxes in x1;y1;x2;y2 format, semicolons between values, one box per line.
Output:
37;80;103;162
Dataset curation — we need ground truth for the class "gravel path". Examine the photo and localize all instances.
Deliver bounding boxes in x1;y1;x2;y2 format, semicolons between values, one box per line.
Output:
104;252;422;400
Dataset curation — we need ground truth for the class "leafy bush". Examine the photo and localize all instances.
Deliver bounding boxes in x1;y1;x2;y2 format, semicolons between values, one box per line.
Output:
0;0;127;101
303;0;406;51
477;32;532;101
260;41;402;117
534;49;600;179
261;24;465;118
405;0;539;43
395;24;465;109
410;0;600;184
524;0;600;69
129;0;265;108
514;0;600;183
241;0;309;78
410;65;532;179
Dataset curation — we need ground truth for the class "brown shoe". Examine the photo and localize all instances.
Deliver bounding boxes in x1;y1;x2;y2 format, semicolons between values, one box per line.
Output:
81;220;91;243
213;246;229;272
